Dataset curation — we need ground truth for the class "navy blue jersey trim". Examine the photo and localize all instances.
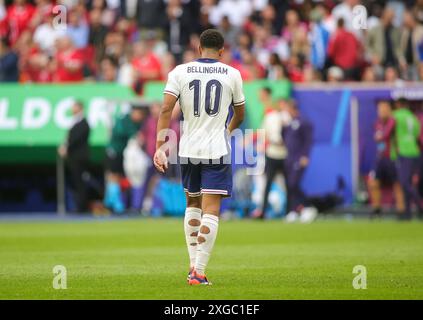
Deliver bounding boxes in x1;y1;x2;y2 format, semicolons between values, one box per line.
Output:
196;58;219;63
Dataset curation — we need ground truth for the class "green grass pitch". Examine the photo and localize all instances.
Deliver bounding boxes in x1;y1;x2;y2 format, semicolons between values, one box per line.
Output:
0;218;422;299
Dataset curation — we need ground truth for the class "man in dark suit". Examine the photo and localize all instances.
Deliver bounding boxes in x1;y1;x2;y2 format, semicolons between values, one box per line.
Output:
58;100;91;213
282;99;313;218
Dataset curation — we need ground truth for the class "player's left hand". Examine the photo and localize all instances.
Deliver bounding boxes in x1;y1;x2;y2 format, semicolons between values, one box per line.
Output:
153;149;168;173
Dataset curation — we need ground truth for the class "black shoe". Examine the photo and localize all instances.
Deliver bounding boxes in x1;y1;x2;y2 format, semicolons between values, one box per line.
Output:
370;208;382;219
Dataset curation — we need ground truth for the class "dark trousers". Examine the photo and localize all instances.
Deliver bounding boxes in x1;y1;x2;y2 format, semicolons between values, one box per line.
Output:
67;157;89;212
285;160;306;213
396;156;422;217
261;156;285;216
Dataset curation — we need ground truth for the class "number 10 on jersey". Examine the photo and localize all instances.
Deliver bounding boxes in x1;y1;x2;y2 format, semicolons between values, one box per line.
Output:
189;79;223;117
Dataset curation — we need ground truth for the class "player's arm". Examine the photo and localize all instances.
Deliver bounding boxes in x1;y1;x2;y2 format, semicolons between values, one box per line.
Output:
154;93;178;173
227;103;245;133
228;71;245;133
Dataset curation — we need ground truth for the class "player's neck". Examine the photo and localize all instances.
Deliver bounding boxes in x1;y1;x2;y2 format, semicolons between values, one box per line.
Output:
200;50;220;61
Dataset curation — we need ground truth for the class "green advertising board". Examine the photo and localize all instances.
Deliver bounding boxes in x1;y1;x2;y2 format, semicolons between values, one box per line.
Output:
0;83;135;163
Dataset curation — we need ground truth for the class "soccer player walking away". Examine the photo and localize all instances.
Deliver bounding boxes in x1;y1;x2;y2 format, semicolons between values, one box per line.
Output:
153;29;245;285
392;98;422;220
368;100;404;218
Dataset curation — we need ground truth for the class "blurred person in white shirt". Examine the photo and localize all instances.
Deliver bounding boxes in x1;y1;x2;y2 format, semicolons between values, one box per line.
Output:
209;0;252;27
332;0;363;39
253;88;291;219
33;14;65;56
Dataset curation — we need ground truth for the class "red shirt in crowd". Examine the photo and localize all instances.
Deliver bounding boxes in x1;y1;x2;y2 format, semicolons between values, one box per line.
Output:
328;28;361;70
23;46;53;82
132;52;162;81
5;3;35;45
54;49;85;82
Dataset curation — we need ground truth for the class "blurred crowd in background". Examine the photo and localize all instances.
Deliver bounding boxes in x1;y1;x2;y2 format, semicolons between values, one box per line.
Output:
2;0;423;88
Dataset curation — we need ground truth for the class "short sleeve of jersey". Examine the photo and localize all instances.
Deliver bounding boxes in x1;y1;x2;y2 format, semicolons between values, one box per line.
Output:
164;68;180;98
232;71;245;107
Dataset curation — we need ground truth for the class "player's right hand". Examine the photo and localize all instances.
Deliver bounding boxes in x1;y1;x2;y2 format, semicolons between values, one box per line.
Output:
153;149;168;173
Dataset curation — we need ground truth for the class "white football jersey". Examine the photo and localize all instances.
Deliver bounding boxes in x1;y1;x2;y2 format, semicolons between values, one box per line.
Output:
164;58;245;159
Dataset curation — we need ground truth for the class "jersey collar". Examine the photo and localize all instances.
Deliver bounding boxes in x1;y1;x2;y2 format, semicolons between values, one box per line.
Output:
196;58;219;63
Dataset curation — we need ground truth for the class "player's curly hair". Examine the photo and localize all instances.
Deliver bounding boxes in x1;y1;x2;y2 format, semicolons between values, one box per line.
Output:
200;29;224;51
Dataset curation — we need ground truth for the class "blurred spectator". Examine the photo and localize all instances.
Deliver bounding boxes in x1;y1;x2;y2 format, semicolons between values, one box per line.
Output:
0;37;18;82
327;66;344;82
58;100;91;213
104;106;145;213
282;99;313;220
309;5;330;73
384;66;401;83
237;48;265;80
399;11;423;81
367;1;384;30
33;14;63;56
131;40;162;93
98;55;118;81
4;0;35;46
286;53;307;82
88;8;108;64
266;52;287;80
368;100;404;218
197;1;215;34
332;0;362;38
366;7;401;74
209;0;252;28
29;0;54;31
103;30;125;61
254;91;290;220
328;18;362;81
0;0;5;21
66;9;89;49
165;0;192;63
218;15;239;47
136;0;166;31
362;66;377;82
19;29;53;82
320;2;336;34
54;36;84;82
281;9;307;45
413;0;423;24
117;48;135;87
259;4;278;35
267;0;289;35
252;24;289;69
392;98;422;220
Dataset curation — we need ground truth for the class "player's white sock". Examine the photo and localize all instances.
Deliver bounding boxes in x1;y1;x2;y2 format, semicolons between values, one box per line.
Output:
195;214;219;276
184;207;202;268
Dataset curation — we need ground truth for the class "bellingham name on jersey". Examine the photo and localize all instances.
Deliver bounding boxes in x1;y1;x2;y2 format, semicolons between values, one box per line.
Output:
187;65;228;75
164;59;245;160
